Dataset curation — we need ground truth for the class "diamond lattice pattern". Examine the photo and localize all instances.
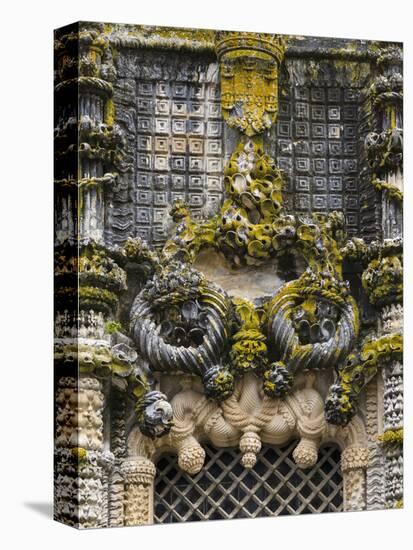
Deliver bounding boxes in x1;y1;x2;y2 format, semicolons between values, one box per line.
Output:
154;441;343;523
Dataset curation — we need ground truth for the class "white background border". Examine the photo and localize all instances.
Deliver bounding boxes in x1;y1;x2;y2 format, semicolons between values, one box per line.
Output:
1;0;410;548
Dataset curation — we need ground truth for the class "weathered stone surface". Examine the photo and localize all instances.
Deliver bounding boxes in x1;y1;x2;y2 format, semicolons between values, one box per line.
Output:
54;23;403;528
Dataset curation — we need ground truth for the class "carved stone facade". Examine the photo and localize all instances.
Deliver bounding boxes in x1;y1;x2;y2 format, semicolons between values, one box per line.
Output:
54;23;403;528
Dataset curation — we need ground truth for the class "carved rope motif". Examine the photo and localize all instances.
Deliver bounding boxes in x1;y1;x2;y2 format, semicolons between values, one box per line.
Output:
126;36;404;439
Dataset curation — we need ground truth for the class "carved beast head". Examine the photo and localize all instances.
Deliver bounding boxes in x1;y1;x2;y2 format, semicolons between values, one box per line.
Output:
136;390;173;438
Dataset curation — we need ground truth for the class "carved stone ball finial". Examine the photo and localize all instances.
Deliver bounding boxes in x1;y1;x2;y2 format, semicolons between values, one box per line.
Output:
239;431;262;468
292;438;319;469
178;442;206;475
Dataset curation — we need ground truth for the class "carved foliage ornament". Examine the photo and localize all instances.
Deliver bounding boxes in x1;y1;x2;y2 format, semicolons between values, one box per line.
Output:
129;373;368;476
127;123;395;437
125;108;404;440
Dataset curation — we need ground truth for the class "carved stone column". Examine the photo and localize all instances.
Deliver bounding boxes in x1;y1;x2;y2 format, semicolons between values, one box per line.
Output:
381;303;403;508
382;361;403;508
121;457;156;526
55;23;120;245
365;376;386;510
365;45;403;240
361;237;403;509
55;23;129;528
54;376;115;528
108;384;127;527
341;446;369;512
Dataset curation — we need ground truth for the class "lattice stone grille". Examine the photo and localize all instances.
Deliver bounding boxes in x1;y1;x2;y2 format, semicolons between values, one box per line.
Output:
276;86;361;236
154;441;343;523
134;77;224;245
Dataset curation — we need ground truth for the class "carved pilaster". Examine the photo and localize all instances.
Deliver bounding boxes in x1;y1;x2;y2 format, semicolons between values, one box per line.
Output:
121;458;156;526
379;295;403;508
55;376;104;450
108;468;125;527
381;360;403;508
341;447;369;512
365;377;386;510
55;23;123;246
365;45;403;240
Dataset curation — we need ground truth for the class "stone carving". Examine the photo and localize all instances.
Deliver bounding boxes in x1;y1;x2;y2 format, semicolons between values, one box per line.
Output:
365;377;386;510
129;373;366;472
365;128;403;175
381;360;403;508
215;32;285;136
54;24;403;527
325;332;403;426
130;261;234;408
266;268;358;399
362;239;403;307
54;375;115;527
121;458;156;525
55;377;104;450
127;373;369;514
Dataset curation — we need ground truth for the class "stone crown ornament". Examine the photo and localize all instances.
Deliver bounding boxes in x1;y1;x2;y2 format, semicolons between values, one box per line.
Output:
215;32;286;62
215;32;285;136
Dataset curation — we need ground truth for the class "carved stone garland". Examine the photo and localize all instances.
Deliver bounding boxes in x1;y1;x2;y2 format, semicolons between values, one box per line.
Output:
127;373;369;520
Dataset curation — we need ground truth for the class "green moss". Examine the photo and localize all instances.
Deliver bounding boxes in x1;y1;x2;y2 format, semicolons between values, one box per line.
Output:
79;286;119;308
71;447;87;464
378;428;403;446
362;250;403;306
229;298;268;373
105;98;115;125
105;320;123;334
372;178;403;202
334;333;403;415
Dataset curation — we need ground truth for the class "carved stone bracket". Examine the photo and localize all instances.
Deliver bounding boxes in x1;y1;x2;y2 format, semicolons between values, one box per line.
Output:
160;373;330;471
126;372;369;521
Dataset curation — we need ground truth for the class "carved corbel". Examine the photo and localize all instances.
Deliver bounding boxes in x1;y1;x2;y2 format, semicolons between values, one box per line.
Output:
287;375;326;468
165;384;211;474
146;374;346;475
